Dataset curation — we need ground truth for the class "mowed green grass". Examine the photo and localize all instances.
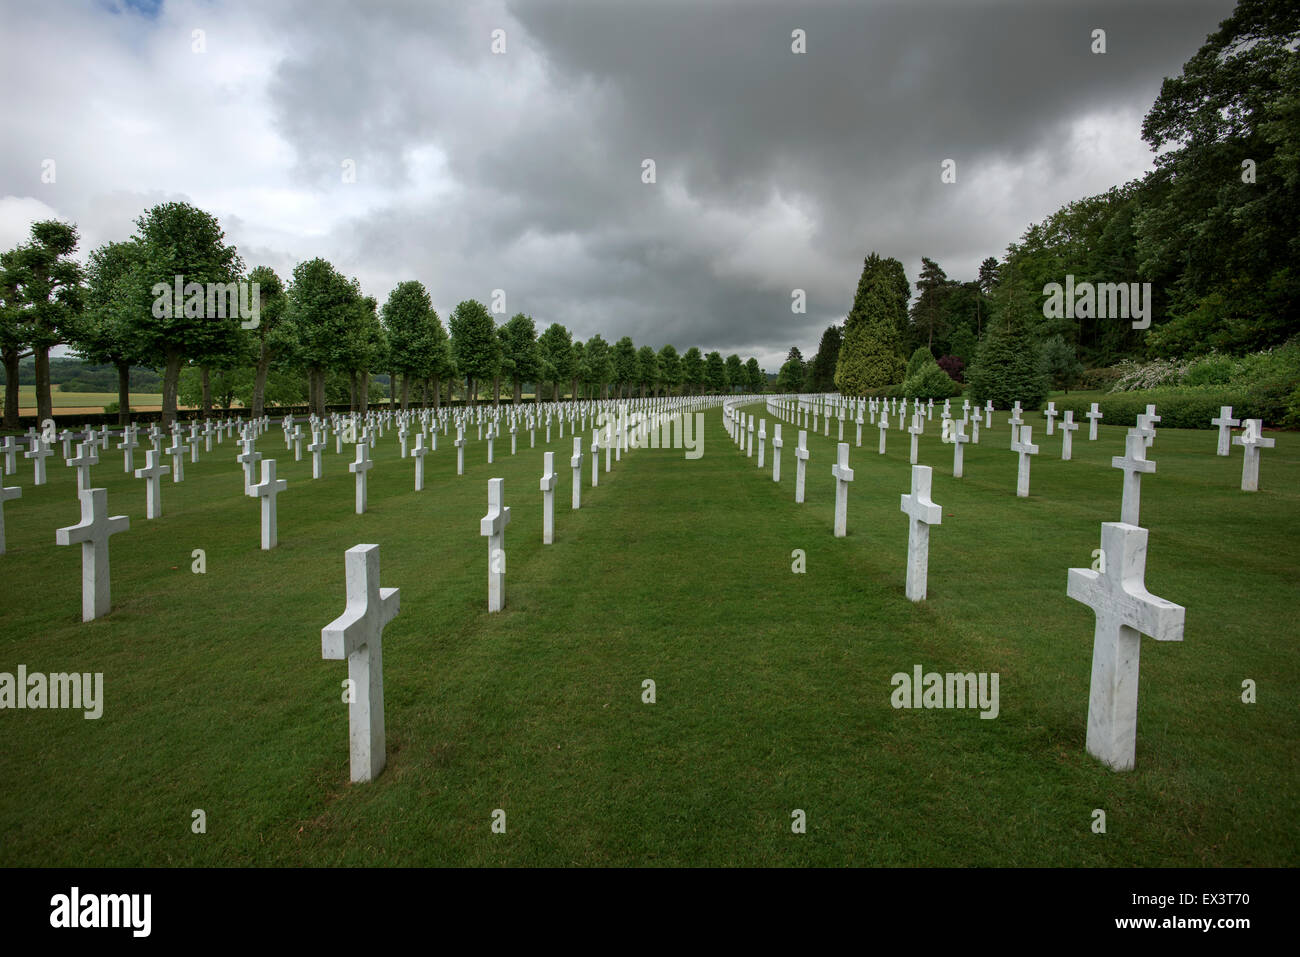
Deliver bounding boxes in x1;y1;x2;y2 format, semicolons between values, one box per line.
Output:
0;402;1296;866
15;385;164;412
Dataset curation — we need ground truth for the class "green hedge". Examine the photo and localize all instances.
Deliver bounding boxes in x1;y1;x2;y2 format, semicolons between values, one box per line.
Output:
1051;385;1291;429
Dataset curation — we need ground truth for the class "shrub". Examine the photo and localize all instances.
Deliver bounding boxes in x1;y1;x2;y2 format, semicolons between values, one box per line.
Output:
937;355;964;382
1110;358;1192;392
1080;367;1122;390
1053;387;1287;429
905;347;933;381
902;361;961;400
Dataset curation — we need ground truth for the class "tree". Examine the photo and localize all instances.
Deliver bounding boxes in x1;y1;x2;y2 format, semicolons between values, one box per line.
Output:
787;346;804;365
7;221;85;422
976;257;1000;337
910;257;952;351
776;357;804;392
582;334;612;398
537;322;573;401
1039;335;1084;392
657;344;681;396
246;266;290;417
723;354;743;393
808;325;842;392
500;313;540;403
835;254;907;394
1137;0;1300;352
744;357;764;393
340;294;384;413
0;249;27;428
132;203;244;427
681;347;704;394
285;258;357;416
381;280;438;410
70;240;148;425
704;351;727;393
611;336;637;398
967;314;1050;409
636;345;659;397
448;299;500;407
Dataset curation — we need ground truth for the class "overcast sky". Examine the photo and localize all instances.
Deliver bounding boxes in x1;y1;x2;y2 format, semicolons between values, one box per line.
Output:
1;0;1234;370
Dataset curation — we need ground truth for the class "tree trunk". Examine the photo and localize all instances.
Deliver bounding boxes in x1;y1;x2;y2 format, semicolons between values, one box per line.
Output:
570;377;578;402
432;375;441;411
2;349;21;429
401;374;411;411
201;367;213;419
514;379;522;404
161;350;183;429
359;370;370;415
34;347;53;423
116;361;130;425
493;376;501;408
253;352;270;418
348;372;358;412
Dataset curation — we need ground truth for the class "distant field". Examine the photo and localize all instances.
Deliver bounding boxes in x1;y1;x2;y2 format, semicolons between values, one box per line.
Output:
16;385;164;414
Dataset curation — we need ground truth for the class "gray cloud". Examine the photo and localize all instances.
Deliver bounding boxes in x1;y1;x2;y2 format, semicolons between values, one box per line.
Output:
2;0;1234;370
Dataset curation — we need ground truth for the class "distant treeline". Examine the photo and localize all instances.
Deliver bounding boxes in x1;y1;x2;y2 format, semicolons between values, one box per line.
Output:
2;357;163;392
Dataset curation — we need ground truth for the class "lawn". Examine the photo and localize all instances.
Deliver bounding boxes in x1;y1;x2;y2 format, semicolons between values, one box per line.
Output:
0;401;1296;866
15;385;164;414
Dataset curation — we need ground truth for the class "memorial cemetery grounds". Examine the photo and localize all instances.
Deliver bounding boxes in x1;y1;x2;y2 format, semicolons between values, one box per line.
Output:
1;400;1296;866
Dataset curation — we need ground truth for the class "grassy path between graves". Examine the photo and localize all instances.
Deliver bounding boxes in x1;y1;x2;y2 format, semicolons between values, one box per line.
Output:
0;405;1297;866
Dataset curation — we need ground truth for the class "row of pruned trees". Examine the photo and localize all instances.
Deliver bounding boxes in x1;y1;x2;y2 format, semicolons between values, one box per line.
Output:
0;201;770;428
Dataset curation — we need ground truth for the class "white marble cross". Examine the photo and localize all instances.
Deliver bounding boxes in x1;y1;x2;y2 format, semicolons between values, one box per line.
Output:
831;442;854;538
949;419;969;478
1086;402;1103;441
771;423;783;482
1044;401;1058;436
1067;522;1184;771
55;487;129;621
487;423;495;464
984;400;993;429
237;440;262;496
1112;431;1155;526
118;428;139;473
908;414;923;465
166;434;188;483
1007;406;1024;451
746;416;754;457
1;436;19;475
291;425;304;461
349;442;374;514
480;477;511;612
969;410;980;444
757;419;767;468
321;543;399;783
900;464;942;602
794;429;809;504
308;431;327;479
590;431;600;487
1142;404;1160;447
1211;406;1239;457
1233;419;1274;492
251;458;288;550
0;484;21;555
540;451;557;544
133;448;170;519
1012;425;1039;498
570;436;582;509
25;438;52;486
66;442;98;496
1059;410;1079;461
454;427;466;476
411;433;428;491
877;410;889;454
